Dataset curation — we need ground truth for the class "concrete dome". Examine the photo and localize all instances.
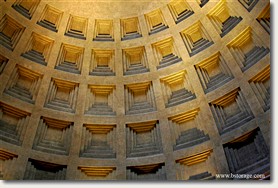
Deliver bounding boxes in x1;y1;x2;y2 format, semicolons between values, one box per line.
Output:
0;0;270;180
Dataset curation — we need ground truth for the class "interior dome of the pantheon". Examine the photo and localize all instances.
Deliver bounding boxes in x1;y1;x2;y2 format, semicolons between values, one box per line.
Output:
0;0;270;180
